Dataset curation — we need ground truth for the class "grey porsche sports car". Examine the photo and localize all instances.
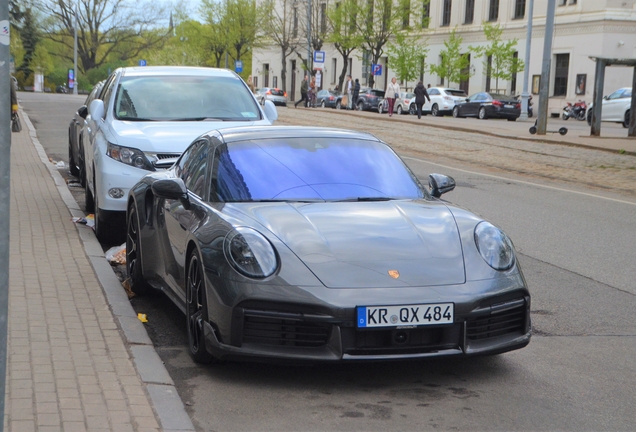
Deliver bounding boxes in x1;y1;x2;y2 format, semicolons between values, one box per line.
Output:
126;126;531;363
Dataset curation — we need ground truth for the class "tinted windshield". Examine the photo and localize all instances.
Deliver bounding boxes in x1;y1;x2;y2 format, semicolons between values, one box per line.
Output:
211;138;426;202
114;75;260;121
446;89;467;97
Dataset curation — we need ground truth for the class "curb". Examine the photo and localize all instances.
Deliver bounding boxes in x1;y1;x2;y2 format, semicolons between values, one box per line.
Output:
21;110;195;432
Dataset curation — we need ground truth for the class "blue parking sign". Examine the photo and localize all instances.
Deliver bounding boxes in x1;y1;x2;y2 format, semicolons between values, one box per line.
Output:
138;59;147;66
235;60;243;73
372;64;382;76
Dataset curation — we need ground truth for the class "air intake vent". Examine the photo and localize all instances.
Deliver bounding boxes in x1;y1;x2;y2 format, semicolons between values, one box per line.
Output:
242;315;331;347
466;301;526;340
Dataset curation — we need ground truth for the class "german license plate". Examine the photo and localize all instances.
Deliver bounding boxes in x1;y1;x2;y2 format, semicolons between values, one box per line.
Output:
505;104;514;108
357;303;454;328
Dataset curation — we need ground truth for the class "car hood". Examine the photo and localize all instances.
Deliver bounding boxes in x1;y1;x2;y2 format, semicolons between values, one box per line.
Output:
110;120;262;152
233;201;466;288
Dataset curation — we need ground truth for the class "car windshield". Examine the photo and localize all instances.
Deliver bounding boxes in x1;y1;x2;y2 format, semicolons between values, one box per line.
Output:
446;89;467;97
268;88;285;96
211;138;427;202
114;75;260;121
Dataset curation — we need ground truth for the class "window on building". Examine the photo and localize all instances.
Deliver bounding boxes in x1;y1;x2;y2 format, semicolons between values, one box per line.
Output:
464;0;474;24
569;0;577;4
488;0;499;21
554;53;569;96
402;0;410;29
441;0;451;26
320;3;327;34
485;55;492;92
293;8;298;38
513;0;525;19
422;1;430;28
273;76;278;88
511;51;518;95
332;58;337;85
558;0;566;5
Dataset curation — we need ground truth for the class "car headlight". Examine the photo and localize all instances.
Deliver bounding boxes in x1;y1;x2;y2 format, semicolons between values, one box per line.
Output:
107;143;154;171
224;227;278;278
474;222;515;271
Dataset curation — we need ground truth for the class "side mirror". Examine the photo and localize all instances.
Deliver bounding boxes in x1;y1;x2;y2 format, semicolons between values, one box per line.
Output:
465;98;470;102
603;95;609;100
89;99;105;121
78;105;89;119
263;100;278;123
429;173;456;198
151;178;191;210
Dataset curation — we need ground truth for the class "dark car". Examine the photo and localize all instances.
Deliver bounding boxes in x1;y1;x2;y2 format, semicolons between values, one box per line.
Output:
126;125;531;364
453;92;521;121
354;87;386;111
68;80;104;186
316;89;341;108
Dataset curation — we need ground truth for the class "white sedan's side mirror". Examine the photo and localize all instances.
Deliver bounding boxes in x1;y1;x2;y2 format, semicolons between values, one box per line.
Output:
263;100;278;124
89;99;105;121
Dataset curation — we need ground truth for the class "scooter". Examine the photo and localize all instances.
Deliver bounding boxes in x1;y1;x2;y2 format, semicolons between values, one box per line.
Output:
562;100;587;121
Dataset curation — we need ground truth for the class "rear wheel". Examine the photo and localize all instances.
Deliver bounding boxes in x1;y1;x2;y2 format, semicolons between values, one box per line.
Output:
478;107;487;120
397;105;403;115
431;104;440;117
68;141;79;177
321;100;326;108
357;101;364;111
126;204;150;295
623;110;631;128
336;101;342;109
187;249;215;364
453;106;460;118
409;104;416;115
377;102;384;114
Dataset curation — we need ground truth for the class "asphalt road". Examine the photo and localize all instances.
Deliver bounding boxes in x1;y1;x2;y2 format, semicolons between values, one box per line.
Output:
19;91;636;431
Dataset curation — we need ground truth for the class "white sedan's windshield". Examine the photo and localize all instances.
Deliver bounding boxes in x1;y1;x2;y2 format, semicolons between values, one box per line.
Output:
114;75;260;121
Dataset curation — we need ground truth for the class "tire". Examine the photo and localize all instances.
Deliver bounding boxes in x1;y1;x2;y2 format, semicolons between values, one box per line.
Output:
453;106;460;118
409;104;416;115
68;139;79;177
357;101;364;111
321;100;326;108
78;143;86;187
186;249;215;364
431;104;439;117
85;177;95;213
126;203;150;295
623;110;630;128
336;101;342;110
397;105;403;115
377;102;383;114
587;111;592;126
478;107;487;120
93;177;122;244
577;110;586;121
507;118;516;121
562;112;569;121
559;127;568;135
529;126;537;134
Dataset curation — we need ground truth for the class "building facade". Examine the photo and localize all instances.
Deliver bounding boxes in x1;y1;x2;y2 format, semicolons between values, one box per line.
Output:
252;0;636;114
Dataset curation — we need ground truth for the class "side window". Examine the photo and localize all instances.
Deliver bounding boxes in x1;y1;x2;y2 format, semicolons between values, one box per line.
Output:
180;140;209;199
100;74;119;110
429;89;440;96
210;144;251;202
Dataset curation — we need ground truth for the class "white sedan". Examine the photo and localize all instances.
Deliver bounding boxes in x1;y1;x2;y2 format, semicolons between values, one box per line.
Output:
423;87;468;117
587;87;632;128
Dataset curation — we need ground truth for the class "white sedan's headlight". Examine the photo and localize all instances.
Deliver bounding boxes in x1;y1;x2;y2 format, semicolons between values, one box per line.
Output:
224;227;278;278
107;143;154;171
474;222;515;271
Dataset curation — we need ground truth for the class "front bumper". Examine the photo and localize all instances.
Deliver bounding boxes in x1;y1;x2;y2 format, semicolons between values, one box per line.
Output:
95;152;154;213
203;286;531;362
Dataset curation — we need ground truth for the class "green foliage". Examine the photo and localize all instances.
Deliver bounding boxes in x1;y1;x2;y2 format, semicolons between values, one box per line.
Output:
470;23;524;93
429;29;471;87
327;0;363;91
387;32;428;89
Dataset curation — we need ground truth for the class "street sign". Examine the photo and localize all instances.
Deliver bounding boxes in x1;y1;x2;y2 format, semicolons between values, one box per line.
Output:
138;59;147;66
235;60;243;73
68;69;75;89
314;51;325;63
372;64;382;76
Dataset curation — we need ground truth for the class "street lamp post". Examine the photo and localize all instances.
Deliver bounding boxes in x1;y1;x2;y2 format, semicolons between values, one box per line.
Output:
519;0;534;121
73;0;78;95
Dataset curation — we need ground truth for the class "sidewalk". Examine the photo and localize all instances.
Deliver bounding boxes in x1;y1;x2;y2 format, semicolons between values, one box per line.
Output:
4;111;194;431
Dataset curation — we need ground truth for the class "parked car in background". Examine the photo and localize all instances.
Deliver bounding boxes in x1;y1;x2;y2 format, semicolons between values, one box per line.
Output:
378;92;416;115
82;66;278;242
316;89;341;108
453;92;521;121
423;87;468;116
587;87;632;128
255;87;288;106
68;80;104;186
126;125;531;363
354;87;385;111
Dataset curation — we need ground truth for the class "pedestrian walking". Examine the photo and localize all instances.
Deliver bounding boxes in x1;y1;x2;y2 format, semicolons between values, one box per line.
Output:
308;76;317;107
247;75;255;93
352;78;360;110
346;75;353;109
295;75;309;108
414;81;431;119
386;77;400;117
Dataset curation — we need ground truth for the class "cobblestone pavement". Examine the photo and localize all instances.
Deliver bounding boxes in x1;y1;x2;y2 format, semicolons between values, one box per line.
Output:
277;108;636;197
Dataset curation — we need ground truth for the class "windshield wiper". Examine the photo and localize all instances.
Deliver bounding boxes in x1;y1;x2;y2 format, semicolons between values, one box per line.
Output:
337;197;394;202
166;117;228;121
118;116;155;121
250;199;325;203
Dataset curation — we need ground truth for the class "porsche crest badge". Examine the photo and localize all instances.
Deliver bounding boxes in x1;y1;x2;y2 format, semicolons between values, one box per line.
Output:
388;270;400;279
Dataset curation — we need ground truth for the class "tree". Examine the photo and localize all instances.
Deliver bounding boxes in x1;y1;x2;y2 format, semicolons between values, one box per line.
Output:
387;32;428;91
259;0;300;93
429;29;471;87
11;4;41;80
199;0;231;68
38;0;170;73
225;0;260;62
471;23;524;94
326;0;363;92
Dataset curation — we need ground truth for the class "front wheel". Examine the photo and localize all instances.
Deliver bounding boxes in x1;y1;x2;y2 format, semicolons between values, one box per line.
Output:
431;104;439;117
623;110;631;128
321;100;326;108
377;102;384;114
478;107;487;120
126;204;150;295
576;110;586;121
68;140;79;177
397;105;403;115
187;249;215;364
453;106;460;118
587;111;592;126
562;112;569;120
357;101;364;111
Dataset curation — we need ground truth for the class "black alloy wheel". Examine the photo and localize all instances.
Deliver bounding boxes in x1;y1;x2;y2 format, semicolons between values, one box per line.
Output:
431;104;440;117
69;141;79;177
453;106;460;118
479;107;487;120
186;250;215;364
624;110;631;128
126;204;150;295
357;101;365;111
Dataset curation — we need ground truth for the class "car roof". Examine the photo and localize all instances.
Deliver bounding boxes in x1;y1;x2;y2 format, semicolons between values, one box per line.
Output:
211;126;381;143
118;66;237;78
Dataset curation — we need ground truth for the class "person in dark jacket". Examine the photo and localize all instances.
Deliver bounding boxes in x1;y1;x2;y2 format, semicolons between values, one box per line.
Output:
414;81;431;119
352;79;361;109
295;75;309;108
